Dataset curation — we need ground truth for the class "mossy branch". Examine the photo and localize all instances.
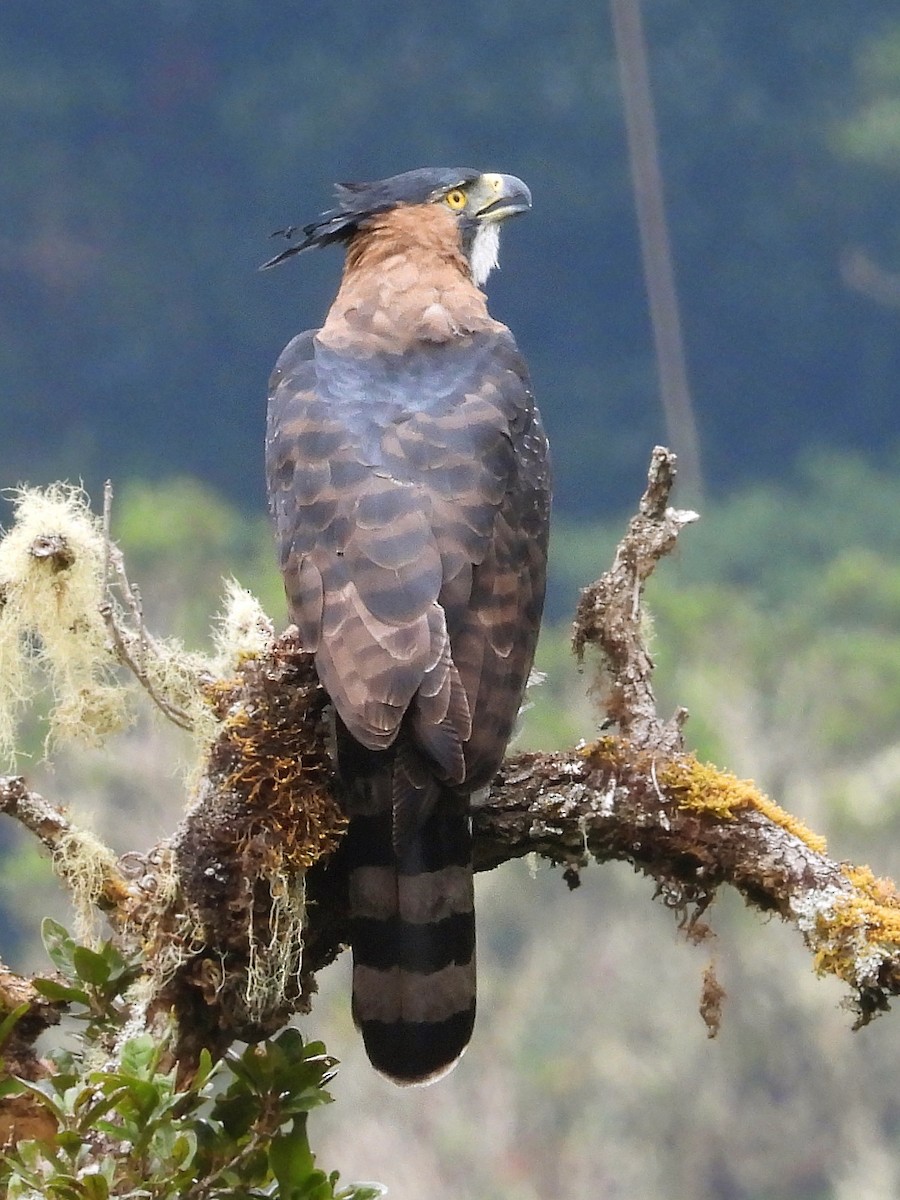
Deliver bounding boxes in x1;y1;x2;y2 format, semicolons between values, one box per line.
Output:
572;443;698;749
99;480;200;731
1;447;899;1102
475;745;900;1028
0;776;133;940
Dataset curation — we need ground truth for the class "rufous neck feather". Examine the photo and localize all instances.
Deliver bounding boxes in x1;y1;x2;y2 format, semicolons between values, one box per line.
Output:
318;205;498;352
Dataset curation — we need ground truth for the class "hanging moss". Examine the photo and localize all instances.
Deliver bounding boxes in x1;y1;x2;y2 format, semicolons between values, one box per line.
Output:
0;485;130;761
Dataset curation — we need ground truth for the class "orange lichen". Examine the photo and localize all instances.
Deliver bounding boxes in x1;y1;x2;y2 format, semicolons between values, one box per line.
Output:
580;736;629;773
841;863;900;910
815;865;900;978
750;791;828;856
580;735;622;758
660;754;828;855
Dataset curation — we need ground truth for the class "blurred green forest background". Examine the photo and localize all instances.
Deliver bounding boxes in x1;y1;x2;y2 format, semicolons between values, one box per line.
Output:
5;2;900;1198
6;0;900;512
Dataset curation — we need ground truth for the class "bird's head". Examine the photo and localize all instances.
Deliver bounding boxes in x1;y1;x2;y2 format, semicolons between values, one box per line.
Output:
262;167;532;284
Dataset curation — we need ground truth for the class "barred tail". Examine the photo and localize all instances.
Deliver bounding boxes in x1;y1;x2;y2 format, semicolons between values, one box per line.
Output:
344;798;476;1085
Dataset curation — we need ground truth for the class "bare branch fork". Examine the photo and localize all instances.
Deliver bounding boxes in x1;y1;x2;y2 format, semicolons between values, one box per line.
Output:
99;480;197;731
3;446;900;1088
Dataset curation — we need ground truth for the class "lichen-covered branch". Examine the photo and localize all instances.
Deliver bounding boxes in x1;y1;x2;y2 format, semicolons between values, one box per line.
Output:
100;480;198;731
0;776;132;936
472;744;900;1027
2;447;900;1092
154;633;344;1066
573;444;697;750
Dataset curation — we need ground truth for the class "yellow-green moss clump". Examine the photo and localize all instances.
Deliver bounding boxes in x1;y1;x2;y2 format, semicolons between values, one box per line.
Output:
660;753;828;856
52;828;126;945
0;486;284;769
0;485;130;761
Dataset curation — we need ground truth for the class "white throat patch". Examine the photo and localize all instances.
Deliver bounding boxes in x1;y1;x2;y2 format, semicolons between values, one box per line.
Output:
469;223;500;286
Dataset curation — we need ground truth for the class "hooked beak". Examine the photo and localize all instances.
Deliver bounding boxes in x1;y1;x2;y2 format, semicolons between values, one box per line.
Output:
473;173;532;222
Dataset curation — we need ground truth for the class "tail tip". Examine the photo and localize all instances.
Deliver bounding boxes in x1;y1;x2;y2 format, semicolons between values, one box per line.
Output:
358;1007;476;1087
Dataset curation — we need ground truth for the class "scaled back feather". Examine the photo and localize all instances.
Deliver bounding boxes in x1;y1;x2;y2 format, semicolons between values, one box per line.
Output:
265;166;550;1083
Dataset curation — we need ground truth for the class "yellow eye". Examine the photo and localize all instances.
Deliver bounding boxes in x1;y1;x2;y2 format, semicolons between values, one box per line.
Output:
445;189;467;210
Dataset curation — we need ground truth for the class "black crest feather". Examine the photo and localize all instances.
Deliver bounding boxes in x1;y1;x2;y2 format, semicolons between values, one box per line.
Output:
261;167;480;270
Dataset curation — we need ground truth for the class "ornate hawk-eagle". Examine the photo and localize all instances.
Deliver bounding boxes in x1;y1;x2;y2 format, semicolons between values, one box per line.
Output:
263;168;551;1084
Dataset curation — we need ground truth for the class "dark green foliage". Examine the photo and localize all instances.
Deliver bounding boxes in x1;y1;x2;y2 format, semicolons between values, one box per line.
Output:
0;923;383;1200
33;919;140;1029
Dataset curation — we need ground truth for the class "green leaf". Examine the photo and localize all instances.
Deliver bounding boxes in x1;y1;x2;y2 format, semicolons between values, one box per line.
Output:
213;1089;259;1140
193;1046;215;1090
54;1129;84;1154
97;942;140;997
224;1047;267;1093
0;1002;29;1050
72;946;111;987
270;1116;316;1196
279;1086;334;1117
10;1136;48;1171
301;1172;336;1200
336;1185;388;1200
41;919;77;978
117;1034;159;1079
13;1077;66;1122
110;1075;162;1118
170;1128;198;1169
80;1173;110;1200
275;1027;307;1057
74;1085;132;1133
31;978;90;1006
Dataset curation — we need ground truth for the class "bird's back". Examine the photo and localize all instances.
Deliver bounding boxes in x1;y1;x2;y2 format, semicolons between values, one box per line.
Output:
266;192;550;1083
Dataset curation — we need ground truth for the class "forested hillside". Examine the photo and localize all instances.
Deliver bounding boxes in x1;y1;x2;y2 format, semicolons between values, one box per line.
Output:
4;2;900;513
